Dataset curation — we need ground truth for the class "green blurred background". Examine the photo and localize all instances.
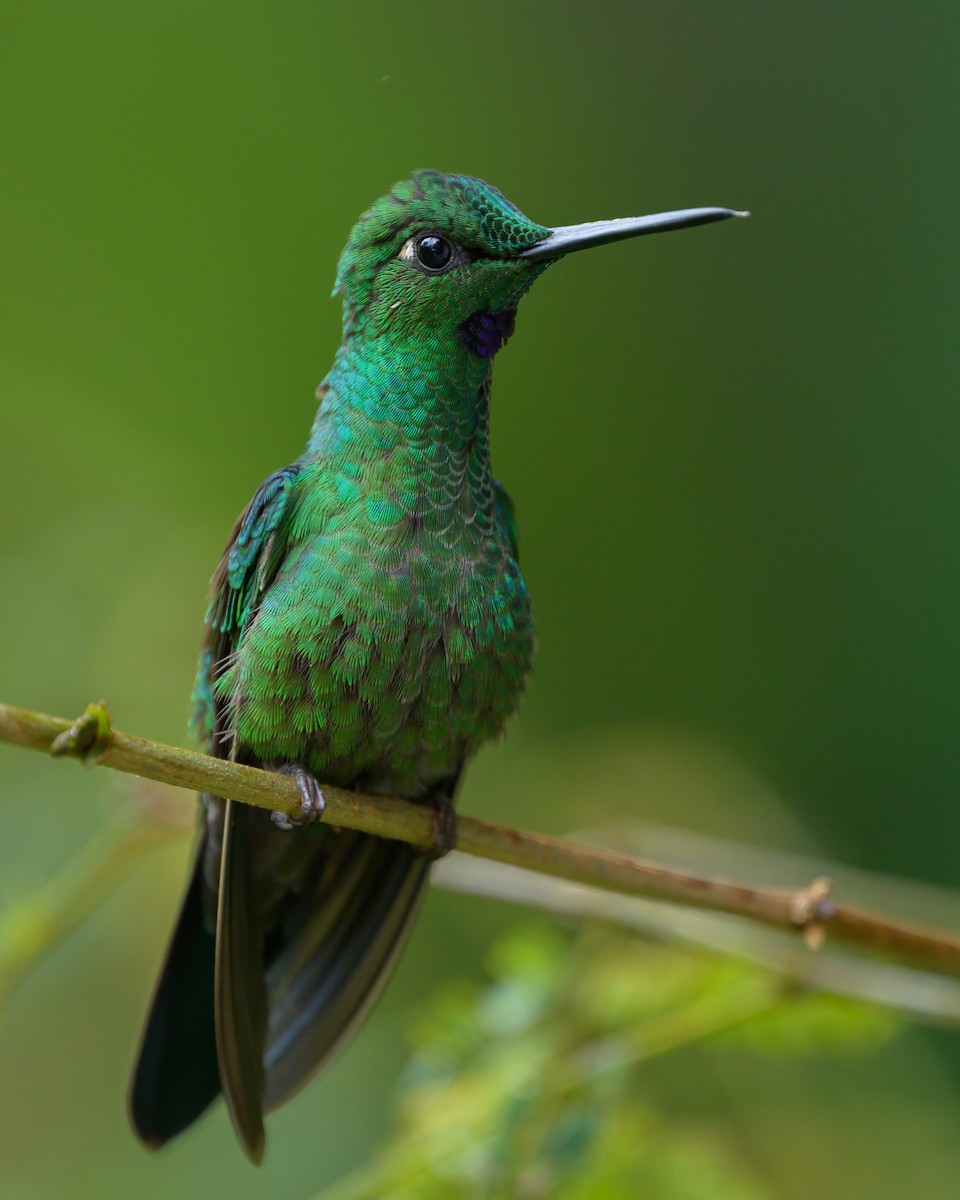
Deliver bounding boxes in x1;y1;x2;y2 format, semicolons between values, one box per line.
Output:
3;1;960;1196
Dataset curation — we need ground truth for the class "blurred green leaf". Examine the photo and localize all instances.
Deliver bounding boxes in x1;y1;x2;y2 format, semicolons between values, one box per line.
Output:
716;990;897;1058
321;924;902;1199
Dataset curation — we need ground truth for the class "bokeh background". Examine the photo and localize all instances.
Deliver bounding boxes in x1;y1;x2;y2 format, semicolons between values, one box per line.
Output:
3;2;960;1196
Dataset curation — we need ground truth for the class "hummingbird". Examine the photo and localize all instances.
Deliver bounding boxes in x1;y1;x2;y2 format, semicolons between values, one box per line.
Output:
128;170;743;1162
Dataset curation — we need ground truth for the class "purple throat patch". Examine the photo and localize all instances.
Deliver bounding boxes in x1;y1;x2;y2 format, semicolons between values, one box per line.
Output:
458;307;517;358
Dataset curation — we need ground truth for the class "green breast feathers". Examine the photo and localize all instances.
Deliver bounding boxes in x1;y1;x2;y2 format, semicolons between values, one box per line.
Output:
194;455;534;796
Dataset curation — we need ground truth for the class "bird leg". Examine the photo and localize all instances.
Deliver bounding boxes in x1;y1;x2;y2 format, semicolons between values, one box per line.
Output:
271;763;326;830
416;791;458;861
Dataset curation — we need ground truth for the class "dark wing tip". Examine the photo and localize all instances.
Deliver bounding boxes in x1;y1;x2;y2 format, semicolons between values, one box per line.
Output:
216;801;269;1166
242;1127;266;1166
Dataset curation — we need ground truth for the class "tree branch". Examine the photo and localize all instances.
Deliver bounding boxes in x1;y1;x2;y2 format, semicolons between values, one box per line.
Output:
435;854;960;1024
3;698;960;977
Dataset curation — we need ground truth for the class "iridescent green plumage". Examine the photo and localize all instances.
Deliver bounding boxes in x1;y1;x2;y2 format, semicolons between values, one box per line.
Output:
129;171;743;1162
201;172;545;790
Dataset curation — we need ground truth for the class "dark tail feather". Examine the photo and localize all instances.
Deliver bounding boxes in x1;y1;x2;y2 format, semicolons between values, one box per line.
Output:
128;838;221;1148
263;832;430;1110
215;800;268;1163
130;807;432;1155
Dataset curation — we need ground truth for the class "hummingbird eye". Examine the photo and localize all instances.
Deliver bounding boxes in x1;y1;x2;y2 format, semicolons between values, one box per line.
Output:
399;233;460;275
415;235;452;271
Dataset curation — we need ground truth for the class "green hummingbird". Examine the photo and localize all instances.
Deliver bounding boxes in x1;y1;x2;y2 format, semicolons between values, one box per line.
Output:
128;170;743;1162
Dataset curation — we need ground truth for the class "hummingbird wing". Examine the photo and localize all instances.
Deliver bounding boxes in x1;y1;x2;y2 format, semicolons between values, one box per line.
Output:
206;464;301;644
214;798;268;1162
207;465;302;1161
130;464;300;1162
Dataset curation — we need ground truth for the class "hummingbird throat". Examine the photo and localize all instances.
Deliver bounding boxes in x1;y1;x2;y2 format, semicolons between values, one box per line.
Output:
457;306;517;359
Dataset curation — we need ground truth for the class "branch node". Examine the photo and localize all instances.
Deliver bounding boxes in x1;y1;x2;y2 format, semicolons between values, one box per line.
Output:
50;701;113;765
790;876;836;950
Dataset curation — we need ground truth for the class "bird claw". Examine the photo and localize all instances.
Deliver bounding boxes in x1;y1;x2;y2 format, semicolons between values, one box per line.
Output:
272;764;326;830
417;792;458;861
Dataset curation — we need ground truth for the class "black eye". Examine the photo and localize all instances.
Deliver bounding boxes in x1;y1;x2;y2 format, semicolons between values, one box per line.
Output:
415;234;453;272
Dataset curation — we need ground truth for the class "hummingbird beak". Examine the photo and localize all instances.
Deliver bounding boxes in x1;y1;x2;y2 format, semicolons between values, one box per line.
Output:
519;207;748;262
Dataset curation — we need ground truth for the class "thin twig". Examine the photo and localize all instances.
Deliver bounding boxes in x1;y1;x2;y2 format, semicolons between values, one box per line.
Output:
434;854;960;1024
4;699;960;977
0;792;187;1005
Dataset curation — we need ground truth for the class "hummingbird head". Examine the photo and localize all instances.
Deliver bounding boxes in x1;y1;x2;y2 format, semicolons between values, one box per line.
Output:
334;170;551;357
334;170;745;362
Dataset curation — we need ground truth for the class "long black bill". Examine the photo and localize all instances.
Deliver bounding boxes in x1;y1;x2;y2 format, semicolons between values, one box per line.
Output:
520;207;748;262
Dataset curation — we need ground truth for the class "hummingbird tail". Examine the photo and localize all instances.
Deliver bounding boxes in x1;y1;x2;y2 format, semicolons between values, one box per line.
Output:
129;803;432;1156
261;829;430;1110
128;835;222;1149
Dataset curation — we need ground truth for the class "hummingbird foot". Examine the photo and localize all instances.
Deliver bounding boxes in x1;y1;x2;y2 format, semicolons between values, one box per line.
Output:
417;791;458;861
271;763;326;831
